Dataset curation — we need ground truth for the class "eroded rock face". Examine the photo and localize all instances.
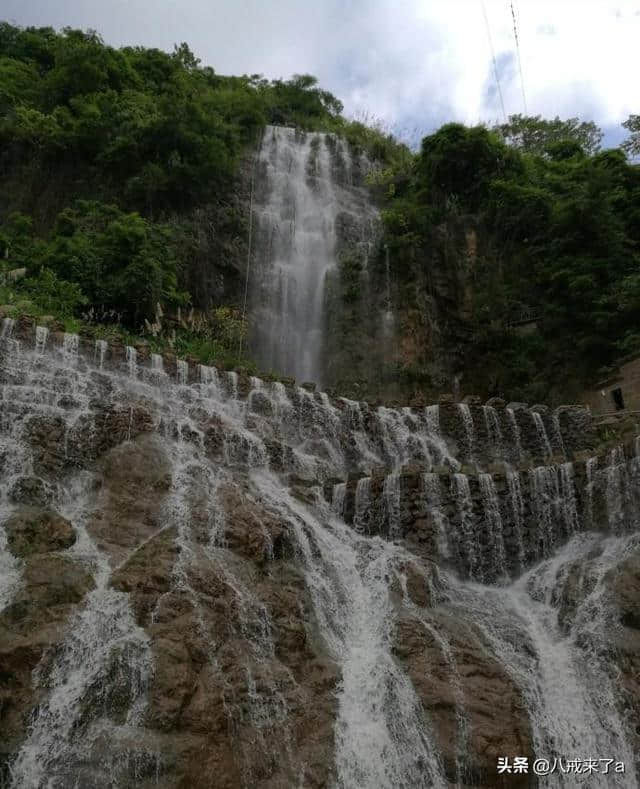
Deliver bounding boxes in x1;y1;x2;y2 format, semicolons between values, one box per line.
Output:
109;481;338;788
4;508;75;557
394;611;533;787
87;434;172;565
604;548;640;759
0;554;94;769
2;330;639;788
8;476;53;507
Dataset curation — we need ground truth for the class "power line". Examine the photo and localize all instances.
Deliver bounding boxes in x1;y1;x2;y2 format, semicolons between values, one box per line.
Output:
509;0;528;115
481;0;507;123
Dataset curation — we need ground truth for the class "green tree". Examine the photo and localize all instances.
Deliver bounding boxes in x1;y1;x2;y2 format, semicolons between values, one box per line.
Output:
621;114;640;157
494;114;603;156
418;123;522;213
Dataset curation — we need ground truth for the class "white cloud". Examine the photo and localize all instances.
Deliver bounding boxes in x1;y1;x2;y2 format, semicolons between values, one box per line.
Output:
3;0;639;144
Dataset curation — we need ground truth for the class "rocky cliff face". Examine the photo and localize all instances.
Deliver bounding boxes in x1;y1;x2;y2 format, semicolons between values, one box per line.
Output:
1;317;639;788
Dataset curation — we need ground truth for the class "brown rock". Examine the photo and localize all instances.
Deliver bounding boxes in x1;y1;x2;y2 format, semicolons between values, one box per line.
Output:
0;554;94;763
111;526;179;625
8;477;52;507
394;608;533;786
4;508;75;557
87;434;172;565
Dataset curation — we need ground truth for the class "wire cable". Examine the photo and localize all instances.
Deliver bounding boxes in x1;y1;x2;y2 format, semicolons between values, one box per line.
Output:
510;0;528;114
481;0;508;123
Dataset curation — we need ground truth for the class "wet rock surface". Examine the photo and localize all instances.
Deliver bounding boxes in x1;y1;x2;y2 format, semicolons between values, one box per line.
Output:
1;324;639;787
4;508;75;557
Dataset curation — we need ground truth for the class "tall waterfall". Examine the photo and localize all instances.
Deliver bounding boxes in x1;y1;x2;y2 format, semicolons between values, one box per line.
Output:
1;321;639;788
249;125;378;385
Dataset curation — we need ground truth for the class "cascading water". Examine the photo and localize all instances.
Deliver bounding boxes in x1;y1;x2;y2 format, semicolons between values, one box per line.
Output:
422;472;450;559
249;125;378;386
353;477;372;534
454;533;639;789
1;322;639;788
457;404;475;465
452;473;480;580
506;407;523;465
176;359;188;385
586;456;598;528
531;465;561;554
1;316;15;339
532;411;553;460
559;462;579;534
254;475;446;788
506;471;526;570
482;405;503;461
383;472;401;538
332;481;347;517
606;447;630;531
61;333;79;365
478;473;507;581
94;339;108;370
125;345;137;378
34;325;48;354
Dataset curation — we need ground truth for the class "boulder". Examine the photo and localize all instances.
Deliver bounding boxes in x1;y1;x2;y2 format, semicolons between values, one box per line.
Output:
8;477;52;507
4;508;75;557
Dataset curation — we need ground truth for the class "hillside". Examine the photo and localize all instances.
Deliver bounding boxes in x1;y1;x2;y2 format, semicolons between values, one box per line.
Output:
1;23;640;404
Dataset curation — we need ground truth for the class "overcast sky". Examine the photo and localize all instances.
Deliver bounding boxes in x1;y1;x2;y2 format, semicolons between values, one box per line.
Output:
3;0;639;148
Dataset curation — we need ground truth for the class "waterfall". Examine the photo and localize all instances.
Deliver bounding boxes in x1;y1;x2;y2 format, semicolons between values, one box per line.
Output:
249;125;377;385
482;405;503;460
353;477;371;533
586;456;598;528
1;316;15;338
457;534;638;789
198;363;221;400
506;471;526;571
422;473;450;559
606;447;629;531
332;482;347;517
254;475;446;788
506;408;523;465
125;346;137;378
382;244;394;344
176;359;188;385
149;353;165;384
552;412;566;458
531;466;560;554
226;370;239;401
425;404;439;436
559;462;580;534
1;322;639;787
35;325;49;354
532;412;552;460
383;472;401;538
457;404;475;464
478;473;507;581
61;333;79;364
94;339;108;370
452;474;480;580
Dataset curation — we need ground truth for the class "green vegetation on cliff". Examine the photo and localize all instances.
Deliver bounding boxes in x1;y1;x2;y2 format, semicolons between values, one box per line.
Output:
0;22;406;370
378;117;640;402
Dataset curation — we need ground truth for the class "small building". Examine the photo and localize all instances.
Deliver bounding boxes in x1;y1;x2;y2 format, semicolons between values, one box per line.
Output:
582;351;640;416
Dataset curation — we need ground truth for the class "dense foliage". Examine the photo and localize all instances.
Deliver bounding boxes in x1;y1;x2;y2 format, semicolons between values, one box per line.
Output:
381;118;640;401
2;22;638;399
0;22;404;359
493;114;604;156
